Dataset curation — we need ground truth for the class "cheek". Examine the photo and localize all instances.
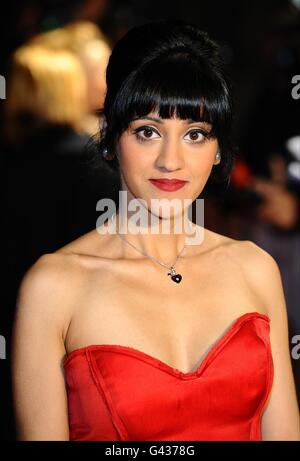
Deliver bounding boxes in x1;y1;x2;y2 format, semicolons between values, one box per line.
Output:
118;135;150;174
190;143;218;177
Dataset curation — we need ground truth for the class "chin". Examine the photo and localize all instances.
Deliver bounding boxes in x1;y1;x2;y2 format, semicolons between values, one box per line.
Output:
148;201;190;223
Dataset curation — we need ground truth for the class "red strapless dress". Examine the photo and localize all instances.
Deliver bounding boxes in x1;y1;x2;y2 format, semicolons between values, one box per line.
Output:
63;311;273;441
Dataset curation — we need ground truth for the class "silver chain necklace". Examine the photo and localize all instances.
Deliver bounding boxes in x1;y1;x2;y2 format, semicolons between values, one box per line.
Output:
111;214;185;283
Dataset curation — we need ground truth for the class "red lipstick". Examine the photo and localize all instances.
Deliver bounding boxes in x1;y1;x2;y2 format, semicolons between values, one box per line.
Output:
149;178;187;191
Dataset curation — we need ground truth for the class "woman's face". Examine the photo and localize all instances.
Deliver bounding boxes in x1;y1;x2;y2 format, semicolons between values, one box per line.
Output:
117;110;220;220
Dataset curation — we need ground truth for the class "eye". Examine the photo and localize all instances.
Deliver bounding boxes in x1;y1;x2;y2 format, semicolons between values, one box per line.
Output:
132;125;212;144
133;126;160;143
184;129;210;144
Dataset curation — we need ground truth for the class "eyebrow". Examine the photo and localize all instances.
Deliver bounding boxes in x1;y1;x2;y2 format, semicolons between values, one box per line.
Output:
132;116;211;125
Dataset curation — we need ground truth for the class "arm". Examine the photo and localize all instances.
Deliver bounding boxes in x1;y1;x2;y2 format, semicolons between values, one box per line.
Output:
243;241;300;440
11;253;75;440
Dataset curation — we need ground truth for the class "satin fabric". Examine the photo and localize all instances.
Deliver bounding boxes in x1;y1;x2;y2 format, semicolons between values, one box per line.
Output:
63;311;273;441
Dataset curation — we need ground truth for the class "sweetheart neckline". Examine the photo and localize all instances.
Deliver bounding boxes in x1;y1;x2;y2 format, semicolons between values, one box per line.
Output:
63;311;270;377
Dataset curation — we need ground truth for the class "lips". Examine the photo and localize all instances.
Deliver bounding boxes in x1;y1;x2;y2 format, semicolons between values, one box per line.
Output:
149;178;187;191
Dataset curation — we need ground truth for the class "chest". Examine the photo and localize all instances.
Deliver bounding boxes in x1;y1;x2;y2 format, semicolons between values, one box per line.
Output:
65;254;264;374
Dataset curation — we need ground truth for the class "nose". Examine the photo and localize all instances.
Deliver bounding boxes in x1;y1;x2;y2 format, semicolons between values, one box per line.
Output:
154;136;185;172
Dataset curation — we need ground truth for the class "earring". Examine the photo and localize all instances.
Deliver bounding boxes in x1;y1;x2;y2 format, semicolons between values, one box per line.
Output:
103;147;116;159
215;151;221;163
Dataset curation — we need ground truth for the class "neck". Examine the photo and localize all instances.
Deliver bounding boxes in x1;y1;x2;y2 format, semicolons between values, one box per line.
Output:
112;193;202;265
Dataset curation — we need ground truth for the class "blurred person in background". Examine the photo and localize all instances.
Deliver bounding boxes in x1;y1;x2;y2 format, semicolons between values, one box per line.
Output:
3;43;88;289
4;44;87;148
3;42;119;294
31;20;112;136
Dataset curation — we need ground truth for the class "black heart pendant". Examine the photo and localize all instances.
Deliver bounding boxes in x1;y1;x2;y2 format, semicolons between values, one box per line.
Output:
171;274;182;283
168;266;182;283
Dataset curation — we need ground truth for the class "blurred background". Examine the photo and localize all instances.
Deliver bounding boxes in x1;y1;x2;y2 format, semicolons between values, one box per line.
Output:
0;0;299;440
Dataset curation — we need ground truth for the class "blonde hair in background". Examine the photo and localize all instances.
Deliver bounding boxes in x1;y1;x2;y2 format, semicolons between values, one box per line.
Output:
30;27;70;50
29;21;112;131
30;21;111;57
61;21;112;132
5;43;88;144
63;20;111;50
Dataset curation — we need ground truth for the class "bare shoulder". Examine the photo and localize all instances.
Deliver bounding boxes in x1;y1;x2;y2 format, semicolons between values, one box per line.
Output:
226;238;277;268
205;231;282;318
12;252;84;440
229;238;284;319
15;250;86;344
236;239;281;284
33;224;116;298
18;250;84;299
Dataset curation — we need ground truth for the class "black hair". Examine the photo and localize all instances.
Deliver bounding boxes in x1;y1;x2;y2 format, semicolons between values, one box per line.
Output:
94;19;237;185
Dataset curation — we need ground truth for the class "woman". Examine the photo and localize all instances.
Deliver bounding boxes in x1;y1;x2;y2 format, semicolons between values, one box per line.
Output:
11;20;300;441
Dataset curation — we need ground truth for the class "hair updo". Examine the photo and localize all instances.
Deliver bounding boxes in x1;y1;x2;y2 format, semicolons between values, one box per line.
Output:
96;19;237;185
